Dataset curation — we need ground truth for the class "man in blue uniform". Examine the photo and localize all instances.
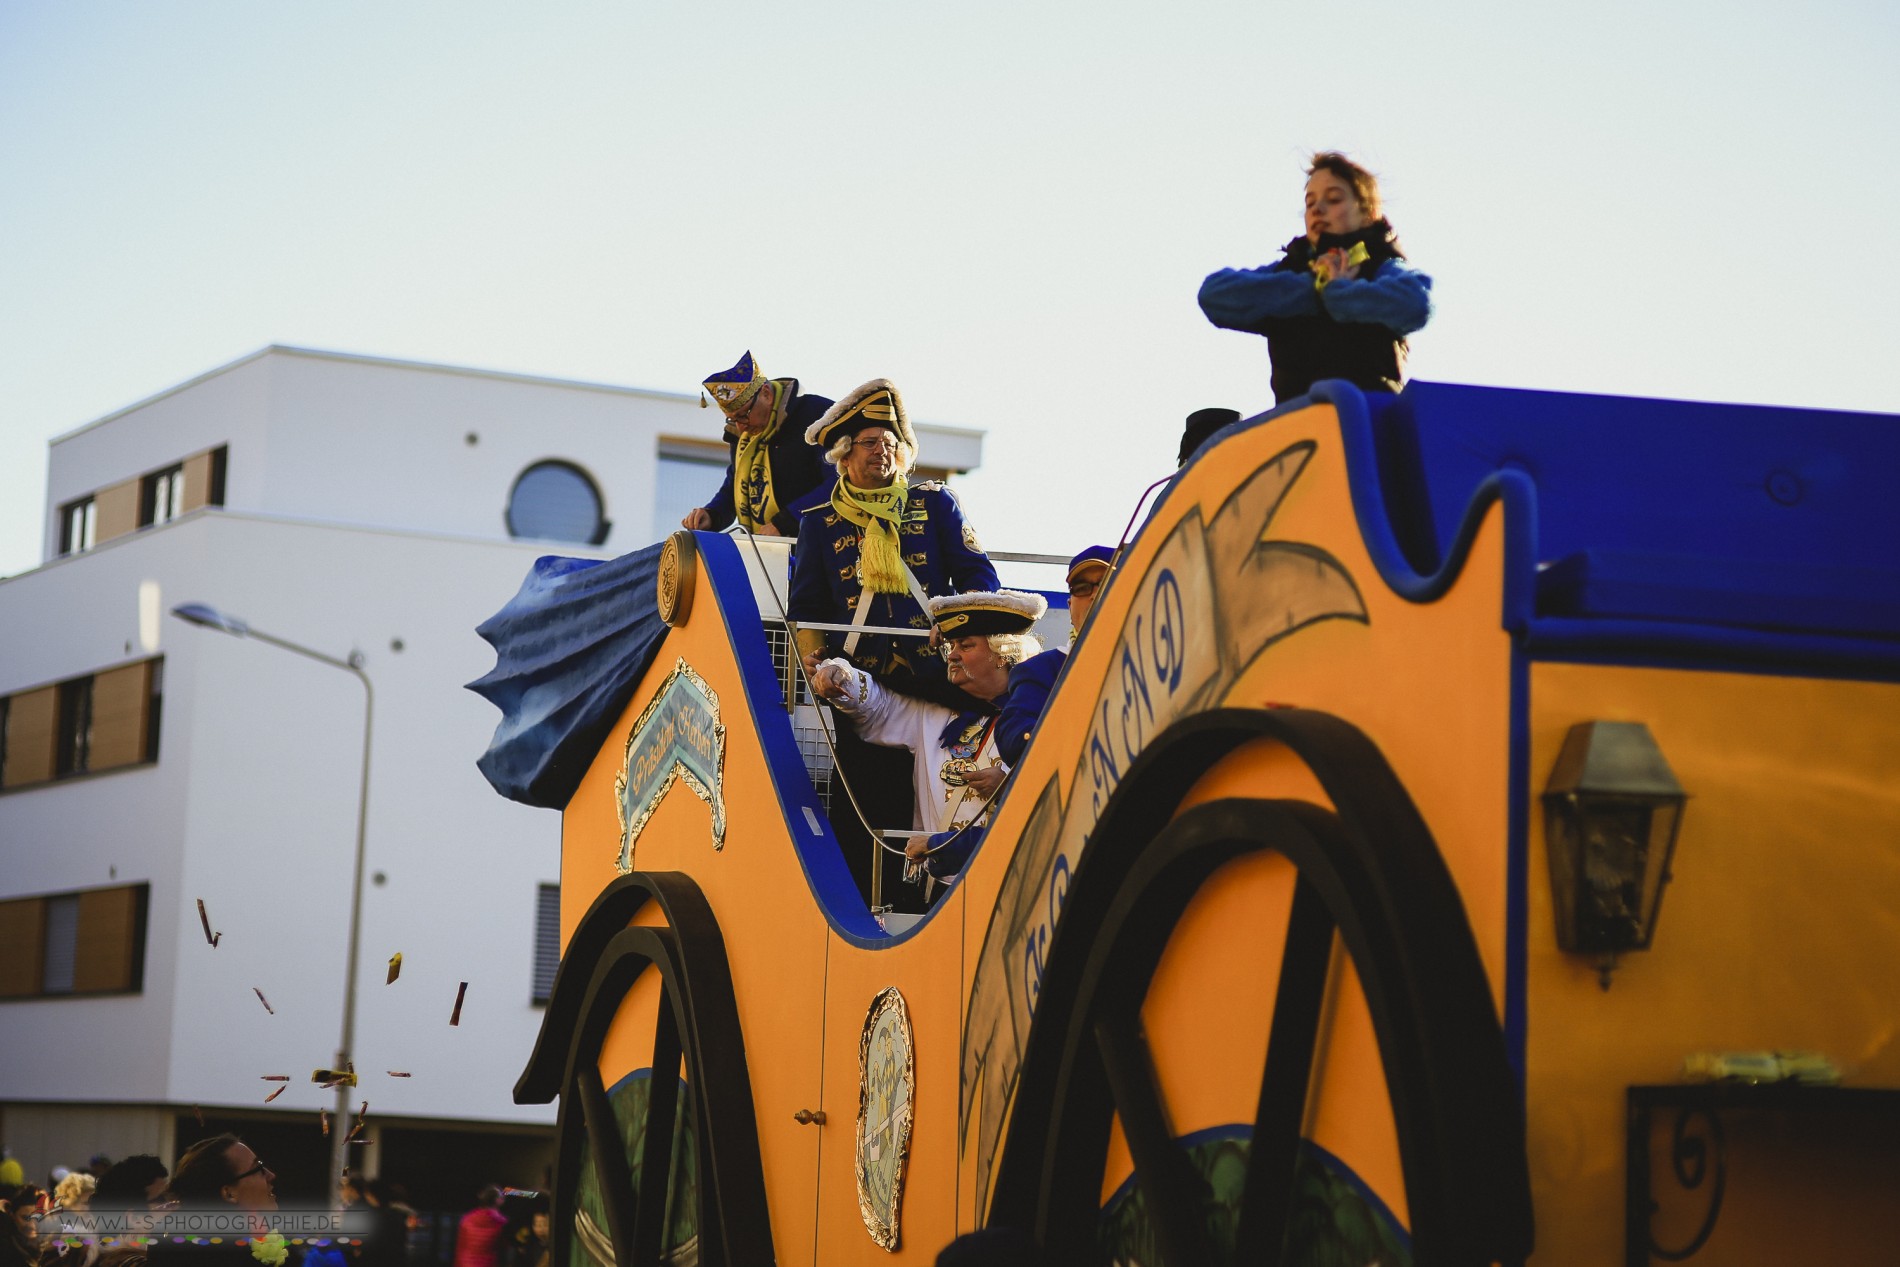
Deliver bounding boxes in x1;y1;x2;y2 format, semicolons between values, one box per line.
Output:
789;378;997;912
682;350;835;537
789;378;997;709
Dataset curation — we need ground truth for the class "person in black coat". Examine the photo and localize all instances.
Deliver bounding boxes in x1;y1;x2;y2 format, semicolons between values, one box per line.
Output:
682;350;835;537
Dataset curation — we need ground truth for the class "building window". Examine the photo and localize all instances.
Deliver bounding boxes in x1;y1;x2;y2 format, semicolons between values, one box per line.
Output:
531;883;560;1004
653;440;728;539
140;465;186;527
1;658;161;792
55;677;93;778
59;497;97;556
0;883;149;1000
208;445;228;506
41;895;80;994
506;460;609;545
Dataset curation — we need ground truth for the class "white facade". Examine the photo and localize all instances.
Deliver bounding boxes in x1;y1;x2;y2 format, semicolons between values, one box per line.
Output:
0;346;984;1185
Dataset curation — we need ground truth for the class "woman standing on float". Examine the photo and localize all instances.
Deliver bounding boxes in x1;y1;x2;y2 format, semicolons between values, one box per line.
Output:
1198;151;1433;404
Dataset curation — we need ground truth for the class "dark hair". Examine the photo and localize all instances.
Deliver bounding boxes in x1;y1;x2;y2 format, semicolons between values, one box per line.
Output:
94;1157;168;1212
167;1136;242;1204
1;1185;45;1267
476;1185;502;1208
1307;150;1383;221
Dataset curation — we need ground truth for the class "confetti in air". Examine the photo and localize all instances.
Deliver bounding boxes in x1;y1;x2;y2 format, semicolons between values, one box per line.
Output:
386;953;403;985
252;987;275;1014
450;981;468;1026
386;1071;411;1078
312;1067;359;1089
320;1110;331;1136
264;1085;286;1103
193;1105;205;1127
261;1075;289;1082
197;900;221;947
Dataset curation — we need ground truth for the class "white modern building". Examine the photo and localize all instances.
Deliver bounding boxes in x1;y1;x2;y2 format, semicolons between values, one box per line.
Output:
0;346;983;1209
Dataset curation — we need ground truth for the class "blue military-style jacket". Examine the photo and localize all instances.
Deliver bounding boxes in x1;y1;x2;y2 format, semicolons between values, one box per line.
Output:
789;481;999;685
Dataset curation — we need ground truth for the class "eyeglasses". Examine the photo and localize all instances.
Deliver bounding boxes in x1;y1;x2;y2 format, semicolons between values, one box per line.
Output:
852;436;900;452
230;1158;269;1182
1067;579;1099;598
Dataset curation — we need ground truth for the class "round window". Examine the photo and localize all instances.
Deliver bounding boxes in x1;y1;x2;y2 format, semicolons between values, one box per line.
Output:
507;460;609;545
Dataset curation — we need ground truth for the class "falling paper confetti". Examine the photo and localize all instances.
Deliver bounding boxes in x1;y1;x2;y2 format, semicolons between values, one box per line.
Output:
320;1110;331;1136
252;988;275;1015
261;1075;289;1082
386;1071;411;1078
197;900;221;947
450;981;467;1026
193;1105;205;1127
311;1067;359;1089
264;1085;286;1104
344;1103;369;1145
385;953;402;985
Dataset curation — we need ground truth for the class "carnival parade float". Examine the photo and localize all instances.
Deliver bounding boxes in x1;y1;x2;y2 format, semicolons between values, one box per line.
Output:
470;378;1900;1266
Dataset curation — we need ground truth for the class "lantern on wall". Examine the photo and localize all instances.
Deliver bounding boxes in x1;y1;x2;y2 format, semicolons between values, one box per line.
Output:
1541;721;1688;988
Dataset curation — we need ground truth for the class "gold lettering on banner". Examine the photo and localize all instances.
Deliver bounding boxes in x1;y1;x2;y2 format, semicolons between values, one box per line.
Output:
958;440;1371;1214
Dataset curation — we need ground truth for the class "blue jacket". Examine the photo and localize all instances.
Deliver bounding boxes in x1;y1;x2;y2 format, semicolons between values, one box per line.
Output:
699;381;836;536
1199;221;1432;403
789;481;999;685
921;646;1065;880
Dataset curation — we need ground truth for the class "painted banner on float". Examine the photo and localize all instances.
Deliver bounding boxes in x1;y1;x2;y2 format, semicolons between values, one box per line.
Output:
615;657;727;871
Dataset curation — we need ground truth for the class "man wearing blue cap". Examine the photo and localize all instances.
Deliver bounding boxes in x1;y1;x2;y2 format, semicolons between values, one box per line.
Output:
682;351;835;537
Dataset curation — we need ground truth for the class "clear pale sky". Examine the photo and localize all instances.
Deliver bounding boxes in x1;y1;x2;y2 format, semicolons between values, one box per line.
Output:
3;0;1895;581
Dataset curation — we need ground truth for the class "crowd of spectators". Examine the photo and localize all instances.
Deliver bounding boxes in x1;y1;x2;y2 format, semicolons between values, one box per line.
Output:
0;1145;542;1267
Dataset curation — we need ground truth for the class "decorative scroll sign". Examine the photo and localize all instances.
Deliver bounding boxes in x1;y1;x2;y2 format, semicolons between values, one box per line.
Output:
615;657;727;871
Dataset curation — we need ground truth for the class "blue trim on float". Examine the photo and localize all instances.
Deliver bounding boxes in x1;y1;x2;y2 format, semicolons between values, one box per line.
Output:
697;533;941;948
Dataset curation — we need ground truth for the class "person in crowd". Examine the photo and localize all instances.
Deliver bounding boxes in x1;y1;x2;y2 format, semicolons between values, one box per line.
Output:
51;1174;93;1214
91;1159;167;1215
508;1211;547;1267
1198;151;1432;405
0;1184;45;1267
1177;407;1240;467
809;591;1045;901
163;1137;274;1215
789;378;1000;911
1062;546;1114;644
680;351;835;537
451;1188;505;1267
356;1181;411;1267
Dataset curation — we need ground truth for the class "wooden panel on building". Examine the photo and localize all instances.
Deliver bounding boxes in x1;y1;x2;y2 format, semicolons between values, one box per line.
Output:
2;685;58;787
94;478;140;543
0;896;46;997
74;885;145;993
181;450;214;513
89;661;153;772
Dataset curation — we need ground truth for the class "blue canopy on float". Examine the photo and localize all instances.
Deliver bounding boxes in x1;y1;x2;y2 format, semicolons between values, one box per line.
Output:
467;545;669;809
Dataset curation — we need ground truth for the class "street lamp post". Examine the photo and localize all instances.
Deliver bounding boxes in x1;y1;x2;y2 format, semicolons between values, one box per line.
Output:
172;602;374;1206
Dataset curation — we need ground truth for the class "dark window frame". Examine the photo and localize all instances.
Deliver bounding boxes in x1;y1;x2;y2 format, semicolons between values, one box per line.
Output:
59;496;97;555
139;464;186;528
531;882;561;1004
208;445;228;507
506;459;611;547
55;676;93;778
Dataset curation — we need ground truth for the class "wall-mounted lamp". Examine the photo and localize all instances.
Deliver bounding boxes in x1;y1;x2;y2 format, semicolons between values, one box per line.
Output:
1541;721;1688;989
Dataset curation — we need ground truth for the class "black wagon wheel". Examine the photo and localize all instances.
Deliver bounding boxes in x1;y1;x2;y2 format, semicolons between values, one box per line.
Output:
516;872;774;1267
988;708;1534;1267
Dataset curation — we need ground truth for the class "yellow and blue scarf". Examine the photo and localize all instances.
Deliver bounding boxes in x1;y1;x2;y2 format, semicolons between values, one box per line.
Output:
830;475;911;594
732;381;790;532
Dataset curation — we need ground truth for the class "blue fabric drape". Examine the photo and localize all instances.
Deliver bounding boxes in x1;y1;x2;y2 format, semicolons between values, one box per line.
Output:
467;546;669;809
